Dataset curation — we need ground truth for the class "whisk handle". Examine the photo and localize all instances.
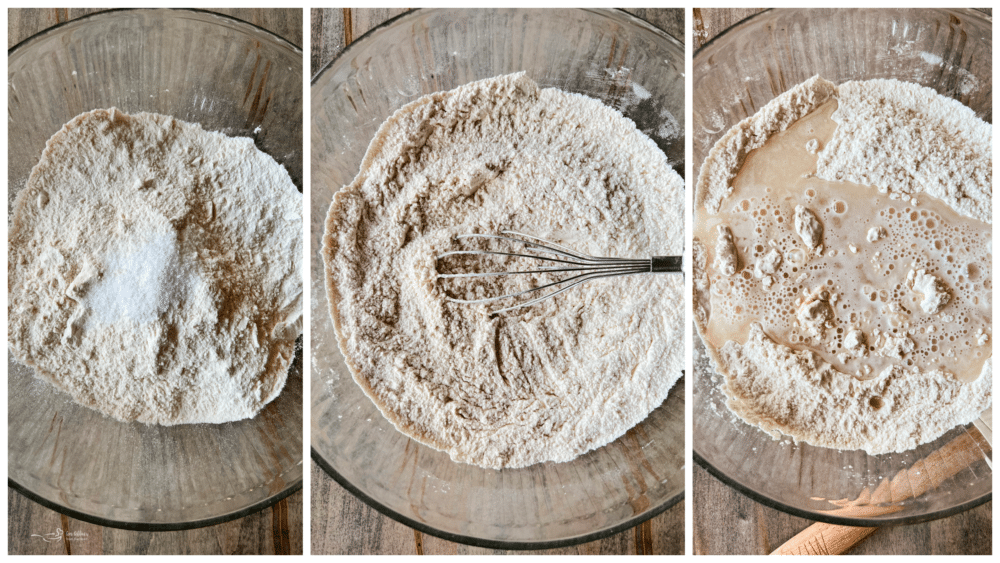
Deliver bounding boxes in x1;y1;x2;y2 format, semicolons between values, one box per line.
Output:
650;256;682;273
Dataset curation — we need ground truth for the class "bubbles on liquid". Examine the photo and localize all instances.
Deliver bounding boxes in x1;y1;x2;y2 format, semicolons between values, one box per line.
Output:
708;179;990;379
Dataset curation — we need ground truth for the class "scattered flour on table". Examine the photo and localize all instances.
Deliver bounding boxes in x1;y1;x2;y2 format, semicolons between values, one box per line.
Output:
8;109;303;425
694;77;992;455
324;73;684;469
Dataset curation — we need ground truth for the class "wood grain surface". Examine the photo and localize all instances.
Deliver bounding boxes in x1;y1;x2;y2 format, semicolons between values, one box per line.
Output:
6;8;304;556
691;8;993;556
309;8;685;555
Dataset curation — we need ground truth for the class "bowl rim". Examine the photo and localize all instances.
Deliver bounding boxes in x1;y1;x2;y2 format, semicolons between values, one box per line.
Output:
8;7;303;57
7;477;303;532
693;7;991;60
311;7;683;84
7;7;304;532
312;448;683;551
692;6;992;527
310;7;686;550
693;452;991;528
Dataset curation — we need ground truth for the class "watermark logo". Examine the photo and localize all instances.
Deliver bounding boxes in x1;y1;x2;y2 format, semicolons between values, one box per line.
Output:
31;528;88;543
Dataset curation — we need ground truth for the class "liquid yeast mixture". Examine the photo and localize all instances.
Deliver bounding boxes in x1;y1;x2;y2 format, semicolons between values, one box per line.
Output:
697;100;991;382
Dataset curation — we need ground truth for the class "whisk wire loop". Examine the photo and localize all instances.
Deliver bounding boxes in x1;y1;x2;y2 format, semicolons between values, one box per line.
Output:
435;230;680;314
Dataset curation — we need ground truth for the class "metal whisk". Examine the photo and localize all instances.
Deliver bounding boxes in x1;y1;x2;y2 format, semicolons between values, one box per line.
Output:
436;231;682;314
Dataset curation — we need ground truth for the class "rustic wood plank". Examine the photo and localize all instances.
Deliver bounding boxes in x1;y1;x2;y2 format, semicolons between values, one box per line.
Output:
309;461;417;555
309;8;344;78
310;8;411;77
210;8;302;47
7;9;304;555
9;7;106;47
692;464;810;555
7;488;67;555
651;499;685;555
8;487;303;555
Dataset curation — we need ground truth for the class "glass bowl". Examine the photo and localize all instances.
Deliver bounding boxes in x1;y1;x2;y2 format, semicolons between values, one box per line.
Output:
693;8;992;526
8;9;303;530
311;8;685;548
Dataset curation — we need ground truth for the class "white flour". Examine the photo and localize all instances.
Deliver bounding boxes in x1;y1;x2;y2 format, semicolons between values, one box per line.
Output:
324;73;684;469
818;79;992;224
8;109;303;425
694;77;992;455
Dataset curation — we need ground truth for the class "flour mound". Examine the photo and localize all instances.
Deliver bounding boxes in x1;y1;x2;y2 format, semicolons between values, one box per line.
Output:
818;79;992;224
721;325;991;454
324;73;684;469
8;109;303;425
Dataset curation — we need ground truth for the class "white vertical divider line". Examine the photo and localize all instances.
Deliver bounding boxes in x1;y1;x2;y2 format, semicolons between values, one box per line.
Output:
300;5;312;556
991;10;998;551
1;6;9;551
683;5;695;557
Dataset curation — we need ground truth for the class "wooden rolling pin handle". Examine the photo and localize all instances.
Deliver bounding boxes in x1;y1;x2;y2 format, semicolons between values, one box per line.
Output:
771;523;877;555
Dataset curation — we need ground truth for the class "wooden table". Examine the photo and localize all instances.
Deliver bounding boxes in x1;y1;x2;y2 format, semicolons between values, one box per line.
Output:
6;8;303;556
691;8;993;555
309;8;684;555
